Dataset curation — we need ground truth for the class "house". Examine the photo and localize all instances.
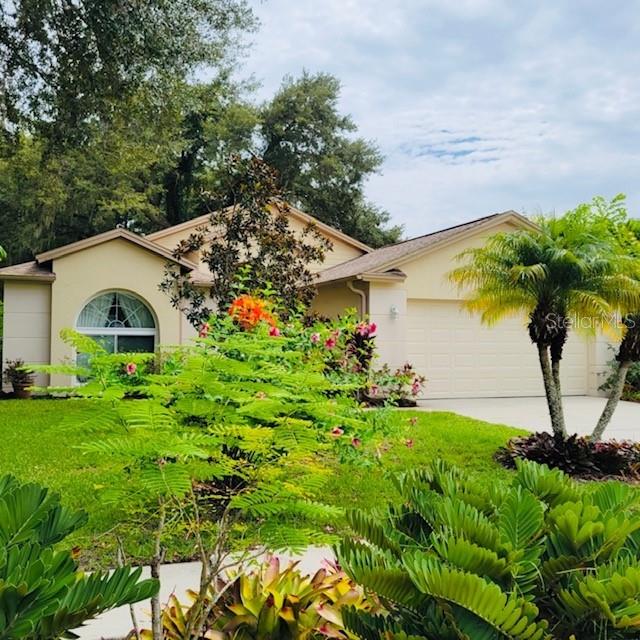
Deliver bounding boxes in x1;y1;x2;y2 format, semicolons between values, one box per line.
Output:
0;206;611;397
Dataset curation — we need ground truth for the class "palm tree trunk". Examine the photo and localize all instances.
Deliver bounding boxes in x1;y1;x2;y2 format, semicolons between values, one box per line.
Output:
538;345;566;438
591;360;631;442
551;357;567;436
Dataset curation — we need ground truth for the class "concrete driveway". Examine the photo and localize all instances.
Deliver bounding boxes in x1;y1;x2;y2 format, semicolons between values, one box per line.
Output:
419;396;640;441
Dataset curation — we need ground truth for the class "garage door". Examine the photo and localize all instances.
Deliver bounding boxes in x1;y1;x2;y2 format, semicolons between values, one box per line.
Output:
407;300;589;398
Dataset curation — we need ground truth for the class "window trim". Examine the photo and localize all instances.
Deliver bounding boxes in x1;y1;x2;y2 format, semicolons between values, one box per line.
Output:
76;290;158;352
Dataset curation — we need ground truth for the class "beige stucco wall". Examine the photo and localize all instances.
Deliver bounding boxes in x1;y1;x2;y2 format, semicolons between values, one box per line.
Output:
2;281;52;390
368;281;408;371
49;238;187;386
402;220;525;301
150;214;366;275
587;333;616;396
286;216;366;270
148;226;201;265
311;281;365;318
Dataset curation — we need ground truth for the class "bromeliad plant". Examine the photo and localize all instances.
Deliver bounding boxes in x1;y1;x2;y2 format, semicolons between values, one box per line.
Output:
148;556;376;640
496;431;640;480
337;458;640;640
0;474;158;639
2;358;34;398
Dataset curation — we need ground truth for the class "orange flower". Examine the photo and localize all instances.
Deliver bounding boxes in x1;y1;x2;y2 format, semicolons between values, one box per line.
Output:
228;295;277;330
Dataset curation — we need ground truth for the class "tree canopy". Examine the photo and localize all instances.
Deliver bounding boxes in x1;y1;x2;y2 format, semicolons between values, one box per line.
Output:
0;4;399;264
0;0;255;143
261;72;402;247
161;156;330;326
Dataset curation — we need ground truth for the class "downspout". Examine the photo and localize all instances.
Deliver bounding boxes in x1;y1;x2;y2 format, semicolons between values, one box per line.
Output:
347;279;367;319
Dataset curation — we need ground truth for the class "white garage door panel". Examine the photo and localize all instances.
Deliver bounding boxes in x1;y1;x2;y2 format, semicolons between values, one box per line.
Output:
408;300;588;398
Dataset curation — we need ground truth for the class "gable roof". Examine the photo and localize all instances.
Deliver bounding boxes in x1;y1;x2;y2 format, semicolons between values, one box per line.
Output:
146;203;373;253
35;228;198;270
315;210;536;285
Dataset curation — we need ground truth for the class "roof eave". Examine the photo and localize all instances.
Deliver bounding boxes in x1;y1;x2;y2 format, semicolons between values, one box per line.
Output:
316;270;406;286
362;210;536;275
35;229;197;271
0;273;56;283
146;202;374;254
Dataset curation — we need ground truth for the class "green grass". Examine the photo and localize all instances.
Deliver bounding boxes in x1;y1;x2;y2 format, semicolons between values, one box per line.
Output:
0;399;526;567
326;410;527;512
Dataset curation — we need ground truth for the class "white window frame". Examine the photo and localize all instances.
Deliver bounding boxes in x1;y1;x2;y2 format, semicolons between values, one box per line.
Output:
76;291;157;354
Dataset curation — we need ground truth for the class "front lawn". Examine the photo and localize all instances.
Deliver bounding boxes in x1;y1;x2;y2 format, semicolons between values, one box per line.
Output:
0;399;526;568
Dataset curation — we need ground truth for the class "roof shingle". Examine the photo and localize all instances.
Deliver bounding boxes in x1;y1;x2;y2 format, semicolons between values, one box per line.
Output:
314;211;530;285
0;261;55;281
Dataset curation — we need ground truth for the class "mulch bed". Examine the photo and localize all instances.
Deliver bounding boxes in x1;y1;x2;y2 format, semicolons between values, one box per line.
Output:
496;431;640;481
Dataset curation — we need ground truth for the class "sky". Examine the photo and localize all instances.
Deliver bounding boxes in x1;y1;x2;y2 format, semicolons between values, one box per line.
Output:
239;0;640;239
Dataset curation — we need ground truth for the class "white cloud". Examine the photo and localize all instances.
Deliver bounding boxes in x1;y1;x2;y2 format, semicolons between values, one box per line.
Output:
242;0;640;237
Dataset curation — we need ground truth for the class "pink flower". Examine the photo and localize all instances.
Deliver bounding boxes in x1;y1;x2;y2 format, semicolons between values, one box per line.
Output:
356;323;368;336
269;326;281;337
198;322;210;338
356;322;377;337
330;427;344;438
411;380;421;396
405;438;414;449
369;384;379;397
325;336;337;349
310;332;321;344
351;437;362;448
125;362;137;376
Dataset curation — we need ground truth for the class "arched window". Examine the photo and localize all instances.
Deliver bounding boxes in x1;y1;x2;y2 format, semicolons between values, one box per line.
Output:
77;291;157;353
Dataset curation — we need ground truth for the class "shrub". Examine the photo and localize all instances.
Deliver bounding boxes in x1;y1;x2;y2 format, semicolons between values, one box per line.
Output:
365;363;427;406
31;328;156;397
52;302;396;638
3;358;34;386
496;431;640;480
0;474;158;638
147;556;377;640
337;458;640;640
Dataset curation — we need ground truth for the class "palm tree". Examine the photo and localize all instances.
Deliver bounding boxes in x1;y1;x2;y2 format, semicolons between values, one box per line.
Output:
450;213;640;439
592;314;640;441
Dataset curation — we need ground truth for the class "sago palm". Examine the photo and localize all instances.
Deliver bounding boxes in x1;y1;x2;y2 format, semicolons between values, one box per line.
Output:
450;216;640;439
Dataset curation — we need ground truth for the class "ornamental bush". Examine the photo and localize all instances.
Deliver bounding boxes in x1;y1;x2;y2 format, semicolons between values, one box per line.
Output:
48;299;397;638
496;431;640;480
337;458;640;640
146;556;378;640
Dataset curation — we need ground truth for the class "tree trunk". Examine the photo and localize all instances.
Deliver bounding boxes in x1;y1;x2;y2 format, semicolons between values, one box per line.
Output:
538;345;566;438
150;501;166;640
551;357;567;436
117;539;141;640
591;360;631;442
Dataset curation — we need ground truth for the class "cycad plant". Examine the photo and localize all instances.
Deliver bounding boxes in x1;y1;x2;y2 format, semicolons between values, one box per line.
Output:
0;474;158;640
337;459;640;640
450;198;640;439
